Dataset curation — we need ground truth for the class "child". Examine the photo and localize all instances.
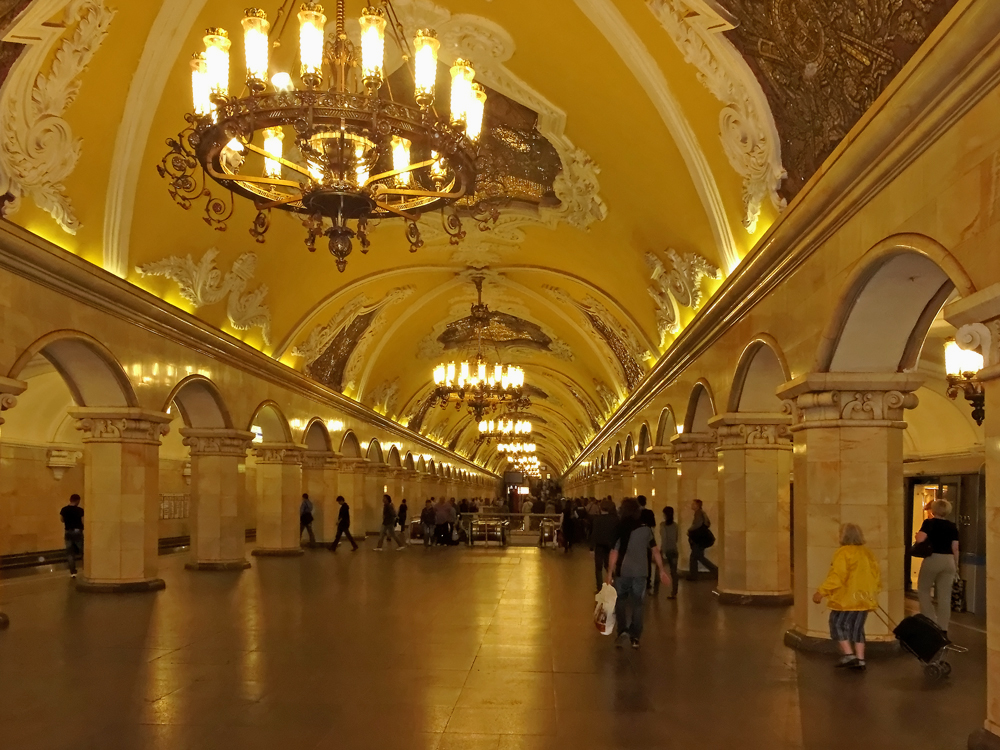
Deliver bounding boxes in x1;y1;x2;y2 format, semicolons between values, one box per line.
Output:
812;523;881;671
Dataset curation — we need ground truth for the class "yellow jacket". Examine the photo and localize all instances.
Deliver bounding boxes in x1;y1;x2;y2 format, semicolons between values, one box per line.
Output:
818;545;881;611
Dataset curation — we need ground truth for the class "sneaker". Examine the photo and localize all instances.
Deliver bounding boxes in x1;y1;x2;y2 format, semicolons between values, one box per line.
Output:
70;573;76;578
836;656;859;668
374;547;383;552
631;638;640;650
615;633;629;649
396;546;405;551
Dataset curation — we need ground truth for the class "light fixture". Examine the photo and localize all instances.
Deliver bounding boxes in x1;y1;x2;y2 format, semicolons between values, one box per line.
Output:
497;443;536;453
160;0;496;272
478;419;532;443
429;277;527;421
945;339;986;425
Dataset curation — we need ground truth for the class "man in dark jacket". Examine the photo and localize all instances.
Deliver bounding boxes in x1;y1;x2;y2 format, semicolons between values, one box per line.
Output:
591;498;619;592
329;495;359;552
376;494;405;550
638;495;656;589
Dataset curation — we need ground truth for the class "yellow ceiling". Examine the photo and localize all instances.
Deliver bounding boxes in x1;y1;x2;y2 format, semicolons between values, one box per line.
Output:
4;0;779;474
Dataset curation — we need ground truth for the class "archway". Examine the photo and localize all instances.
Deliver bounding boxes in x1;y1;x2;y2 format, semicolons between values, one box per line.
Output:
637;423;651;454
683;381;715;433
655;406;677;444
303;419;333;452
729;337;790;413
623;434;634;461
339;430;362;458
248;401;293;443
163;375;232;429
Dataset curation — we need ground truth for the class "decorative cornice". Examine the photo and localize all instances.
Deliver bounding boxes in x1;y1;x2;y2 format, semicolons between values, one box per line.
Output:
670;432;717;462
180;428;254;457
71;408;171;444
301;450;337;470
708;413;791;450
778;374;922;431
564;0;1000;478
253;442;304;464
0;0;115;234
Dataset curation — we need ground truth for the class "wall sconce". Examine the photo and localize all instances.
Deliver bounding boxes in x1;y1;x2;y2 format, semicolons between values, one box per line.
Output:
945;339;985;426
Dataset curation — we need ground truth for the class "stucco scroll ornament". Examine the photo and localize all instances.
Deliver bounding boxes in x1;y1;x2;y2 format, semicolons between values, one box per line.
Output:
0;0;116;234
839;390;919;422
75;417;170;443
955;321;1000;369
254;446;301;464
647;0;785;233
182;434;253;457
135;248;273;345
645;249;721;344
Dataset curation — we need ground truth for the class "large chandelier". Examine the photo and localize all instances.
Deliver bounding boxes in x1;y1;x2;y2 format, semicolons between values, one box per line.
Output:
159;0;497;271
478;418;532;443
429;277;526;421
497;442;535;453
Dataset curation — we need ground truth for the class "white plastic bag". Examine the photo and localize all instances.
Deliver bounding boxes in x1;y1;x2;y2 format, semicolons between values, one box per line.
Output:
594;582;617;636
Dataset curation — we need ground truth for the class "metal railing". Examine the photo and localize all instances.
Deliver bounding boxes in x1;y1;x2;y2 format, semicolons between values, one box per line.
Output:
407;512;563;548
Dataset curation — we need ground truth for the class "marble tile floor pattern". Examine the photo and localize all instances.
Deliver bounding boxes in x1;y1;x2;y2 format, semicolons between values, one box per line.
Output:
0;545;986;750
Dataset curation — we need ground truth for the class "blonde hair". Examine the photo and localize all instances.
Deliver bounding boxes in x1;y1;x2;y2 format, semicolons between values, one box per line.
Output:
840;523;865;546
931;499;952;518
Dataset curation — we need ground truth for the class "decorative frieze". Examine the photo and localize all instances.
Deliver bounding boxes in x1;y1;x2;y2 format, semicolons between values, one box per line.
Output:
670;432;717;462
253;442;303;465
301;450;337;470
710;413;791;450
777;373;922;430
180;428;255;457
71;408;171;444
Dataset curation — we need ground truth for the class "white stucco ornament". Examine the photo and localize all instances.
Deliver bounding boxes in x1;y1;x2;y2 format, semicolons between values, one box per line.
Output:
646;249;721;344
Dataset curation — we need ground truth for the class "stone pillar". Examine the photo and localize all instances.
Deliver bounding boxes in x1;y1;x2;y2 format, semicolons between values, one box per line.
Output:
670;432;719;576
365;466;388;534
252;443;305;556
632;456;654;511
337;459;369;536
0;376;26;628
181;428;254;570
709;414;793;605
301;450;338;544
944;289;1000;750
71;408;172;592
649;446;679;517
778;373;920;651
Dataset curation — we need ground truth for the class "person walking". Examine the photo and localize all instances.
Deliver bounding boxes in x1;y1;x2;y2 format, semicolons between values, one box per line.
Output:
397;498;409;539
591;498;619;593
60;493;84;578
434;497;450;546
638;495;656;589
299;493;316;545
606;498;671;649
420;499;436;547
376;495;406;550
915;498;960;634
812;523;881;671
687;499;718;578
561;499;576;553
329;495;359;552
656;506;679;598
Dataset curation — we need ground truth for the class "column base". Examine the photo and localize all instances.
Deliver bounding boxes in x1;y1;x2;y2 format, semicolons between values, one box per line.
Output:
970;729;1000;749
185;559;251;571
75;578;166;593
251;548;305;557
783;627;899;657
0;611;8;630
717;590;793;607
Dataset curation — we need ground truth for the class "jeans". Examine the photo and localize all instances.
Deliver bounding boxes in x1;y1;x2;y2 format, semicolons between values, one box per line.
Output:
300;516;315;544
594;545;611;591
331;524;358;551
423;523;435;546
689;544;718;576
918;553;957;632
614;576;647;640
65;530;83;575
376;524;404;548
655;551;679;596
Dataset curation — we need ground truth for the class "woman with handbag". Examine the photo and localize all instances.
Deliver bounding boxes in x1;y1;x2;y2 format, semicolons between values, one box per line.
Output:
687;499;718;577
914;498;960;634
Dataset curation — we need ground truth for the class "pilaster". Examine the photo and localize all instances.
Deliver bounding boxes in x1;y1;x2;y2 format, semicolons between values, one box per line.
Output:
0;376;26;628
301;450;338;543
251;442;305;556
778;372;921;652
71;407;172;592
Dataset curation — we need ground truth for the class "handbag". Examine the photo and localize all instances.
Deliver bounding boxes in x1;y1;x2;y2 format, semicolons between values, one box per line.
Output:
689;525;715;549
951;578;967;613
909;539;933;558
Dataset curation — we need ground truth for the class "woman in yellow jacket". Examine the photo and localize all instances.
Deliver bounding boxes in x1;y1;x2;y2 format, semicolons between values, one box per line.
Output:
812;523;881;671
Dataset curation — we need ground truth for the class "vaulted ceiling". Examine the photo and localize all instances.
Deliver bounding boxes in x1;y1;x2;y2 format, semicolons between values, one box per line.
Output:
0;0;955;475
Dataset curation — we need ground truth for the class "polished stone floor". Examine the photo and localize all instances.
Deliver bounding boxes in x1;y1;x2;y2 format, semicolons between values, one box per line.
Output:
0;544;987;750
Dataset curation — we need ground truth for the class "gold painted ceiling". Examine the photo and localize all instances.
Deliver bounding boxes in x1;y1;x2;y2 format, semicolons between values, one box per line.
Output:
0;0;961;476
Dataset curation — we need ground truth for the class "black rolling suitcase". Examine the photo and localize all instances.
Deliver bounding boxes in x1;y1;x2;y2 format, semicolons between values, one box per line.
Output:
893;614;949;662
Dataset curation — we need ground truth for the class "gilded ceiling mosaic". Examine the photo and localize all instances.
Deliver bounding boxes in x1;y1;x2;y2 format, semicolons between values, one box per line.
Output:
721;0;959;200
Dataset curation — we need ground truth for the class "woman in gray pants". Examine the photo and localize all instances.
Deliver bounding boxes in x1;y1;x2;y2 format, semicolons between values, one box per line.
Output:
915;498;960;634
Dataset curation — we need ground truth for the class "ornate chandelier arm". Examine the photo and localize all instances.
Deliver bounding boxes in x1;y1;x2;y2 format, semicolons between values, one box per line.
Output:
371;198;419;221
372;185;467;200
205;162;302;189
254;192;306;210
365;156;441;185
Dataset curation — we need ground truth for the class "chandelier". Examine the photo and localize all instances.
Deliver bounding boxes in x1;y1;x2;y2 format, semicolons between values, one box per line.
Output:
429;277;526;421
159;0;499;271
509;455;539;469
497;442;535;453
478;418;532;443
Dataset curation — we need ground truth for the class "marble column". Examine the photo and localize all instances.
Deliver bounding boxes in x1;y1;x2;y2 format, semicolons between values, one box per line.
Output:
252;442;305;557
365;466;388;534
71;408;172;592
648;446;679;516
778;373;920;652
0;376;26;627
337;458;369;536
301;450;338;544
709;413;793;605
632;456;654;511
670;432;719;576
945;290;1000;750
181;428;254;570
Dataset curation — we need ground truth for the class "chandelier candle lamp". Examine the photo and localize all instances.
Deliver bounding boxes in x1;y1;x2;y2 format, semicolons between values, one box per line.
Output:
497;442;535;454
945;339;986;426
478;418;532;444
160;1;498;271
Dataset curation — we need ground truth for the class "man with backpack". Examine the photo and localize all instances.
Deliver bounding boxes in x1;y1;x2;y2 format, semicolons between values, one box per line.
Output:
688;499;717;578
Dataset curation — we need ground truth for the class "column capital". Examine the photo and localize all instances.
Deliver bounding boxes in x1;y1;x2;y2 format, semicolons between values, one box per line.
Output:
777;372;922;430
0;375;26;426
300;450;338;469
670;432;717;462
335;457;369;473
71;407;171;444
253;442;305;464
180;428;254;457
708;412;792;450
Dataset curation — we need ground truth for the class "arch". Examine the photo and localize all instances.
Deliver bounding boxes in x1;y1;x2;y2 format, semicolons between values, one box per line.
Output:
386;445;402;467
365;437;385;463
637;422;651;454
684;380;716;433
303;418;333;451
340;430;362;458
9;330;138;407
427;459;437;476
613;442;622;465
817;235;975;373
163;375;233;429
416;455;427;473
606;449;612;468
623;434;634;461
403;451;416;470
728;335;791;413
248;400;293;443
599;455;606;471
655;406;678;445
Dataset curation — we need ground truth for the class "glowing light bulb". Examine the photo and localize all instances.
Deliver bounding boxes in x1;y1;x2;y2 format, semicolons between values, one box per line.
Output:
446;362;455;384
262;128;284;178
271;71;293;92
392;135;411;185
203;28;231;99
945;340;985;376
434;365;445;384
466;83;486;140
449;58;474;129
242;9;269;89
190;53;212;115
298;3;326;86
413;29;439;107
359;7;386;89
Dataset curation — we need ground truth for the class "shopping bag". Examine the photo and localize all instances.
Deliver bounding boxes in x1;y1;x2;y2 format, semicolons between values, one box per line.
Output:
952;578;967;613
594;582;617;635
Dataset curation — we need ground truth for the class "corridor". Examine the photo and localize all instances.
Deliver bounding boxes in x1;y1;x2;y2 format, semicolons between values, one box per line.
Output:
0;547;984;750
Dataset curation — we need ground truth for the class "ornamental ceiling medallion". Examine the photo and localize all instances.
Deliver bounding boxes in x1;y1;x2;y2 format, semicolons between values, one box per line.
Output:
720;0;958;200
